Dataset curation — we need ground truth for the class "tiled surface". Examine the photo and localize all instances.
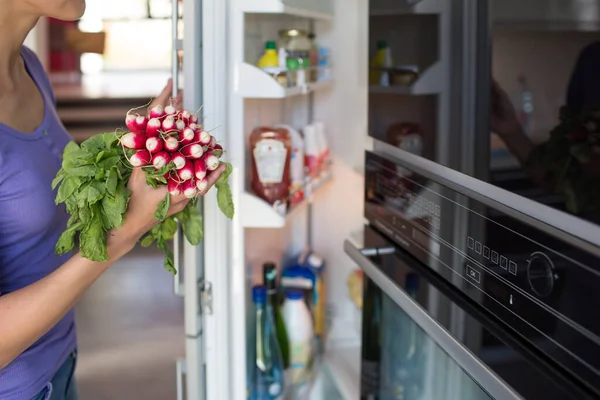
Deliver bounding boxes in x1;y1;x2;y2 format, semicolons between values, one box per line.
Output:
74;246;185;400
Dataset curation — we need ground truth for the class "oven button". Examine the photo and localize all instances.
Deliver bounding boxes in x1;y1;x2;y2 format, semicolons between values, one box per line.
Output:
526;252;556;298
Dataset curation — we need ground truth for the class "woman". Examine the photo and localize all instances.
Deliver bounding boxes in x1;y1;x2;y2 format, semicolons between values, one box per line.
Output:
0;1;225;399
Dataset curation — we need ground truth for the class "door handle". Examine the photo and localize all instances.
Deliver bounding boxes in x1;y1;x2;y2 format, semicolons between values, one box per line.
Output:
176;358;187;400
172;0;180;97
173;227;184;296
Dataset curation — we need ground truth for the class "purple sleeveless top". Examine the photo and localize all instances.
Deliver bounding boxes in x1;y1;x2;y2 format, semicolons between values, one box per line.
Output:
0;47;76;399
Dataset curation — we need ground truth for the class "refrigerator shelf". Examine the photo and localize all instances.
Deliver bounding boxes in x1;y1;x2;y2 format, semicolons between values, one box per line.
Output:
239;0;333;20
237;62;333;99
241;171;333;228
370;0;443;16
369;62;443;96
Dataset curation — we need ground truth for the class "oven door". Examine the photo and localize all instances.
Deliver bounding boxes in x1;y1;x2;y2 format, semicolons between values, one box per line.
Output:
345;227;588;400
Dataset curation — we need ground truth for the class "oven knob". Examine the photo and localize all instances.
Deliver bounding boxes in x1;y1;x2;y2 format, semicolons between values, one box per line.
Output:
526;252;556;298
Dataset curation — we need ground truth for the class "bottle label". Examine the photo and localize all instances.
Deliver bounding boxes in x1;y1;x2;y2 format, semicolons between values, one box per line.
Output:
253;138;287;184
289;340;311;384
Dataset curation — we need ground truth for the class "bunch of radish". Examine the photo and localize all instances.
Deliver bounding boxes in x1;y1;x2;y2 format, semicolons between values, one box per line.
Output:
52;100;233;275
120;103;225;199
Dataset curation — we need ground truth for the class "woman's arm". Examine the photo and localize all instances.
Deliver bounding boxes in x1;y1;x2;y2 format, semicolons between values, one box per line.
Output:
0;162;226;369
0;229;135;369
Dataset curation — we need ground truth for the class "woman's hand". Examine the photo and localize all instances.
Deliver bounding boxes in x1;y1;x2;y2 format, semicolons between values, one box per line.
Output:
152;78;183;110
491;79;524;139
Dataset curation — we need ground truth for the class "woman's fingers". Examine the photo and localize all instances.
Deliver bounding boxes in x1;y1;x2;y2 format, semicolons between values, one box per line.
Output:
151;79;175;108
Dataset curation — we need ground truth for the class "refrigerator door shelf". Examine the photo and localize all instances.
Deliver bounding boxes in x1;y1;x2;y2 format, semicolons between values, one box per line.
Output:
368;61;444;96
240;171;333;228
239;0;333;20
237;62;333;99
369;0;444;16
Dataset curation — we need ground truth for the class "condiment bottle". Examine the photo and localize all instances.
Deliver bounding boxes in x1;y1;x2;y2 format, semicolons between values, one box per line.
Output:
250;126;292;204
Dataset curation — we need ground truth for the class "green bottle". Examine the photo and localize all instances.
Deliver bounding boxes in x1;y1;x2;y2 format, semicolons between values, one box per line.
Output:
263;262;290;369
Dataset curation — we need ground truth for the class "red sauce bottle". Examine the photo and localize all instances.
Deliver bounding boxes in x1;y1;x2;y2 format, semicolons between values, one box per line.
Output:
250;126;292;204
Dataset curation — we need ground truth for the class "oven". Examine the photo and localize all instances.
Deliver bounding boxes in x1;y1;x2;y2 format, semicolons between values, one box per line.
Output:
345;151;600;399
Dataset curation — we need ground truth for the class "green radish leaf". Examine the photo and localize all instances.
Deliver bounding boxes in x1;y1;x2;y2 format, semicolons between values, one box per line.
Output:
216;162;232;186
55;222;83;255
81;134;110;153
106;168;118;197
163;248;176;275
56;176;82;204
67;165;97;177
98;155;121;170
216;182;234;219
52;168;67;190
63;141;83;161
80;219;108;262
146;177;159;188
154;192;171;221
102;132;120;149
160;217;179;241
101;195;124;229
140;233;156;247
182;204;203;245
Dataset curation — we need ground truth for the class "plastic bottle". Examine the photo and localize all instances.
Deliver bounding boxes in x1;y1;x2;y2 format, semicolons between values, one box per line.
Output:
313;121;329;172
262;262;290;369
282;289;314;387
370;40;394;86
250;126;292;204
249;285;285;400
303;124;320;178
258;41;279;73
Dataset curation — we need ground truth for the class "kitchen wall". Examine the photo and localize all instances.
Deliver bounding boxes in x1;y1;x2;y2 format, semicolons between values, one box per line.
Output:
492;29;600;142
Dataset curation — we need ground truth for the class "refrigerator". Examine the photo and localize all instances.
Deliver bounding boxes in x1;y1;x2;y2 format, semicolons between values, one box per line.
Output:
173;0;600;399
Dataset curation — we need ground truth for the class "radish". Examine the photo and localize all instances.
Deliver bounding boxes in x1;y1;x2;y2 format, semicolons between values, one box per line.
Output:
212;144;224;158
188;123;198;131
149;105;165;119
152;151;171;169
177;159;194;181
168;176;182;196
146;118;162;137
179;127;195;145
204;153;220;171
181;143;204;159
165;104;177;116
125;114;139;133
130;150;152;167
197;130;211;146
194;158;207;180
146;136;163;154
179;109;191;124
190;113;199;124
164;136;179;152
196;178;209;193
172;152;186;170
135;116;148;132
182;179;197;198
175;119;186;132
162;116;176;132
120;132;148;149
209;135;217;148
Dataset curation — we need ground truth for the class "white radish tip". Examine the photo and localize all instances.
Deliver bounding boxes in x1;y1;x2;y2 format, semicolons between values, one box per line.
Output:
165;105;176;115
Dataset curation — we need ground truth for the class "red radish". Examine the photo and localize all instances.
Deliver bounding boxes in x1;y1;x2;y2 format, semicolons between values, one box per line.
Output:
152;151;171;169
168;176;182;196
182;179;197;198
212;144;224;158
190;113;199;124
162;116;176;132
181;143;204;159
146;118;161;137
194;159;207;180
165;104;177;116
125;114;139;133
172;152;186;170
209;135;217;148
175;119;186;132
179;109;191;123
204;153;220;171
120;132;148;149
179;127;195;145
177;160;194;181
146;136;163;154
197;130;211;146
135;115;148;132
149;105;165;119
130;150;152;167
196;178;209;193
164;136;179;152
